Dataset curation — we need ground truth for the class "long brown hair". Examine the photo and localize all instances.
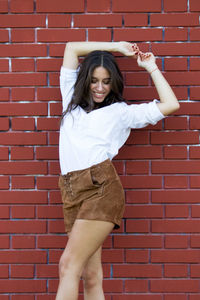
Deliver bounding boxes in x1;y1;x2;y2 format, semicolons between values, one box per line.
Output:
61;50;125;122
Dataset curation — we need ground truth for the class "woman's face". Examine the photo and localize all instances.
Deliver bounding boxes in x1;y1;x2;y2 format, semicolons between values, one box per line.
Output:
90;66;111;103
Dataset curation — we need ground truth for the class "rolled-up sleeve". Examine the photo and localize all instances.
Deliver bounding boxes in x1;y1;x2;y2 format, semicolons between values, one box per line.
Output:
121;100;165;129
60;67;78;112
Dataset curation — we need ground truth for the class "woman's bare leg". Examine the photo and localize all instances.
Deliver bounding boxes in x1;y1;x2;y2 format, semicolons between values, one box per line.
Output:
82;247;104;300
55;219;114;300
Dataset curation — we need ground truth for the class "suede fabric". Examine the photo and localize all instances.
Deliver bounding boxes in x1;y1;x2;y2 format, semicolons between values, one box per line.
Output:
58;159;125;232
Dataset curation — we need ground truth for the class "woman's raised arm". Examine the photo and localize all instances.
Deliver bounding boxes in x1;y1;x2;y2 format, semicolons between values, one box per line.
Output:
62;41;139;70
137;52;180;116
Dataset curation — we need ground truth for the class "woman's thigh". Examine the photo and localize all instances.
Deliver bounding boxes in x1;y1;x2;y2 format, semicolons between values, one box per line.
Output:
61;219;114;273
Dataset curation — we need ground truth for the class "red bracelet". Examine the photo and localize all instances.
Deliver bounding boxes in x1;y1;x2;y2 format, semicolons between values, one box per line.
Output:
149;67;158;74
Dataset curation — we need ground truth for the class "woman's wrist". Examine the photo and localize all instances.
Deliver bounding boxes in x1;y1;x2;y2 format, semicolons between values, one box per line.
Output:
146;64;159;74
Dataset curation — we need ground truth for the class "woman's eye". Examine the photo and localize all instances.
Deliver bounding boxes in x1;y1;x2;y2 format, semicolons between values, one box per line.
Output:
103;80;110;85
91;79;97;84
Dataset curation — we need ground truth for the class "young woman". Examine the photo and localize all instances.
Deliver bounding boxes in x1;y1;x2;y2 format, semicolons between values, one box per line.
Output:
56;41;180;300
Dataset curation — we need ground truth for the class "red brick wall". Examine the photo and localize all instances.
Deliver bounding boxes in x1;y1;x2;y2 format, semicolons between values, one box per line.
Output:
0;0;200;299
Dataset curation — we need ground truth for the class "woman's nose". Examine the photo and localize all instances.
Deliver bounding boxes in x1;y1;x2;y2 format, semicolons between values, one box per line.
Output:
96;82;103;91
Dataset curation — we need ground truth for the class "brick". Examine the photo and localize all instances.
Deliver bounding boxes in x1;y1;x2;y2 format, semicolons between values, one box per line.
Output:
164;264;188;277
124;13;148;26
190;0;200;11
164;117;188;130
164;0;187;11
126;250;149;263
37;58;62;72
113;264;162;278
12;59;35;72
10;0;34;13
191;236;200;248
0;206;9;218
190;146;200;159
0;0;8;12
11;265;34;278
117;145;162;159
152;161;200;174
165;235;188;249
0;265;9;278
114;28;162;42
36;0;84;12
49;162;60;175
48;14;71;27
0;44;47;57
163;144;187;159
0;15;45;27
190;28;200;41
164;176;188;189
125;72;149;86
36;147;59;160
11;206;35;218
37;29;86;42
152;249;200;263
102;249;124;263
165;57;188;71
0;132;47;145
0;29;9;42
87;0;110;12
190;58;200;71
112;296;161;300
151;13;199;26
11;147;34;160
88;29;111;42
36;264;58;278
48;132;59;145
0;148;9;160
114;235;162;248
37;235;67;248
49;44;65;57
0;236;9;248
50;103;62;116
0;162;47;175
124;205;163;218
192;205;200;217
190;117;200;129
0;279;46;293
165;205;189;217
0;103;48;116
113;0;161;12
190;176;200;188
0;191;47;204
11;87;35;101
37;118;60;131
11;29;35;43
12;236;35;249
152;190;200;204
152;220;200;233
0;118;9;131
37;177;59;190
74;14;122;27
191;265;200;278
164;28;188;41
37;205;62;219
152;42;200;56
126;220;149;233
0;88;9;101
120;175;162;189
0;220;46;233
151;279;200;292
126;190;149;204
0;250;46;263
126;161;149;174
0;176;9;189
190;87;200;100
0;59;9;72
0;73;46;87
151;131;199;145
37;87;60;101
166;71;200;85
12;118;35;131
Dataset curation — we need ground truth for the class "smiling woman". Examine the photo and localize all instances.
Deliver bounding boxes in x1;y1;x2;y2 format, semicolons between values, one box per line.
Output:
90;66;111;103
56;41;179;300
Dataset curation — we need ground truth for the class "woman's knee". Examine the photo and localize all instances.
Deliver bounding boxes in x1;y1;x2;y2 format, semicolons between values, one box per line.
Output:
82;265;103;290
58;252;82;280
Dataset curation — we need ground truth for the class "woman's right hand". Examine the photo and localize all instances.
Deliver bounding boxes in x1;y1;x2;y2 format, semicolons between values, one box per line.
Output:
117;41;139;58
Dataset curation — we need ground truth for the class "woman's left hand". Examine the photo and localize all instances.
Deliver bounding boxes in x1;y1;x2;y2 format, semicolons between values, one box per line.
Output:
137;52;157;73
117;42;139;57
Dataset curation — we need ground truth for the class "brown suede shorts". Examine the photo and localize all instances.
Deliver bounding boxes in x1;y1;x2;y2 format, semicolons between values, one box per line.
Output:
58;159;125;233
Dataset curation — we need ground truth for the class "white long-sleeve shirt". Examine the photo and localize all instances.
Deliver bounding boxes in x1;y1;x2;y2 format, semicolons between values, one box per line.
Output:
59;67;164;175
